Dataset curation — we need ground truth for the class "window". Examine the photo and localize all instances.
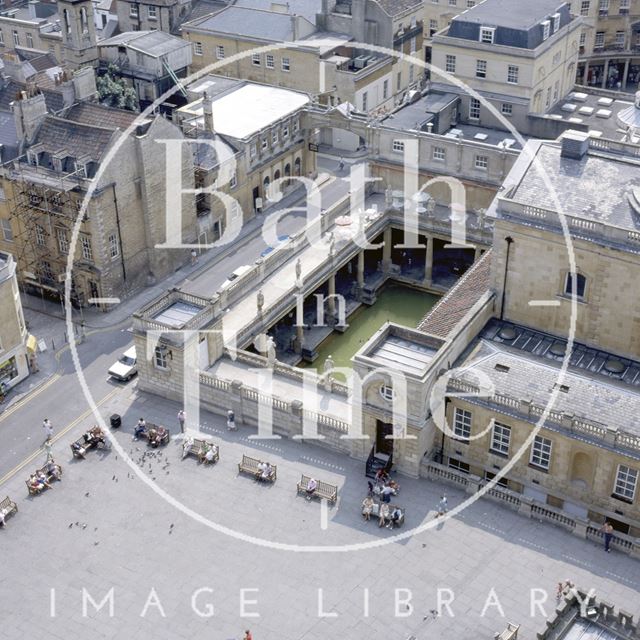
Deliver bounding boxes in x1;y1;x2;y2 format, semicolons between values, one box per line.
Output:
579;31;586;47
620;0;629;11
216;45;225;59
453;407;472;440
0;31;3;45
392;139;405;153
1;218;12;242
250;143;257;158
613;465;637;501
26;32;33;48
445;54;456;73
410;36;416;53
230;171;237;189
448;0;457;5
466;0;475;6
480;27;495;44
12;31;19;46
542;20;550;41
293;118;299;133
108;233;119;258
476;59;487;78
380;385;394;401
36;225;46;246
148;5;157;18
194;42;203;56
475;155;488;169
448;458;470;473
545;86;551;108
469;97;480;120
136;51;144;65
397;71;402;90
411;15;416;28
553;80;559;102
594;31;605;48
252;53;261;66
552;13;560;32
283;124;289;139
383;79;389;99
154;346;168;369
530;435;552;470
80;235;93;260
615;31;625;47
598;0;609;14
130;3;138;17
57;228;69;254
507;65;519;84
41;261;53;281
433;146;446;161
485;471;508;488
281;57;290;72
580;0;590;15
272;129;278;144
490;422;511;455
564;272;586;298
266;54;274;68
501;103;513;116
261;137;268;151
362;91;368;111
409;65;414;83
429;19;438;36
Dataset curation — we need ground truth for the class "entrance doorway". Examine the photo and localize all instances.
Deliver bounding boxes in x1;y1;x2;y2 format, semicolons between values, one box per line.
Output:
376;420;394;456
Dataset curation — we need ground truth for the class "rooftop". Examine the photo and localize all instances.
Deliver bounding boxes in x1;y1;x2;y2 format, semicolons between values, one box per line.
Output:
177;83;310;140
152;301;203;328
452;0;568;30
373;0;423;16
453;318;640;442
64;102;144;131
184;6;314;41
506;139;640;235
233;0;322;25
98;30;192;57
0;78;65;113
368;333;439;376
418;250;493;338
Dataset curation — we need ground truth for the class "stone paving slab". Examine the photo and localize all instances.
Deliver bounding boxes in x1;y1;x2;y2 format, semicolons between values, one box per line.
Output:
1;390;639;640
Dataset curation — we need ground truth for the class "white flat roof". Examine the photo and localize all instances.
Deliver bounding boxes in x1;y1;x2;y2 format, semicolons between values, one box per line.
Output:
179;84;310;140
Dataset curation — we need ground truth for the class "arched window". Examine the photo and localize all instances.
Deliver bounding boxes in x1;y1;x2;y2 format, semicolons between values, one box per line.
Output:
63;9;71;34
294;156;301;176
80;7;88;34
273;169;281;181
564;272;586;299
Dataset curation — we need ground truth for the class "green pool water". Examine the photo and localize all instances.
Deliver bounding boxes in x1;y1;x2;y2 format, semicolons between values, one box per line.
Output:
300;284;440;372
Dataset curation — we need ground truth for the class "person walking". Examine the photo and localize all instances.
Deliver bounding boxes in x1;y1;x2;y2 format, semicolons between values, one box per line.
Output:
42;418;53;444
177;409;186;433
436;495;448;518
227;409;236;431
190;249;198;266
243;631;253;640
601;521;614;553
338;157;344;172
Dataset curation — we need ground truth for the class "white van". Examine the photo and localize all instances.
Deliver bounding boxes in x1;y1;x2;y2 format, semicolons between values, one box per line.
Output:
108;346;137;381
219;265;252;292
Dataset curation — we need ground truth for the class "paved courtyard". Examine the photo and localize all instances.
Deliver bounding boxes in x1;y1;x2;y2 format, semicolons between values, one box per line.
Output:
2;385;639;640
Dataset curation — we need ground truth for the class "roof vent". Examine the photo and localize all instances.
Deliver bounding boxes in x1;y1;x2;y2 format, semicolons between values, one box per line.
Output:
560;130;590;160
498;326;517;341
604;358;625;374
494;363;510;373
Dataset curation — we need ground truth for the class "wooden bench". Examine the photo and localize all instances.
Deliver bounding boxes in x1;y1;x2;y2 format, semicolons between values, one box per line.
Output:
145;423;170;447
70;427;110;459
369;501;405;528
0;496;17;525
296;474;338;504
237;454;277;482
25;461;62;495
183;438;219;464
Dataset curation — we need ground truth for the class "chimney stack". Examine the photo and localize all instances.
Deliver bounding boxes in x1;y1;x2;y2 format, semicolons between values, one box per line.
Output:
12;92;47;144
202;92;214;133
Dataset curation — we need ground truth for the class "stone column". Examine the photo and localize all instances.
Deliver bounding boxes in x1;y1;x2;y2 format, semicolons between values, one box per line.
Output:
328;273;336;317
622;59;630;89
296;324;304;354
474;246;482;262
583;61;589;85
602;60;609;88
382;227;392;272
423;236;433;286
357;251;365;287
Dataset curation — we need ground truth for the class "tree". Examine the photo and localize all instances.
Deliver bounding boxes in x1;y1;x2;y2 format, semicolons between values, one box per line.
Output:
96;64;139;111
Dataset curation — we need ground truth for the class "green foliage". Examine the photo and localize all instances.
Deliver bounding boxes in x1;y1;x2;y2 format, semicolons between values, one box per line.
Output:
96;64;139;111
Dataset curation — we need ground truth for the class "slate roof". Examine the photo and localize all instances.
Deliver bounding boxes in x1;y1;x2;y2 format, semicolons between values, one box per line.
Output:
15;48;59;72
373;0;423;17
455;0;569;30
64;102;142;131
418;249;493;338
234;0;322;25
186;6;299;40
99;30;191;57
187;0;233;22
31;116;117;161
0;79;65;114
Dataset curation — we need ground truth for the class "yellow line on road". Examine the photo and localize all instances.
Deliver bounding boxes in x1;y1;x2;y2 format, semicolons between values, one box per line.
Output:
0;373;61;424
0;386;120;487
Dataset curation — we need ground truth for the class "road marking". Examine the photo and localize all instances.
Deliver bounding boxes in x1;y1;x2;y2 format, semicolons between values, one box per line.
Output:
0;386;120;487
88;297;121;305
528;300;561;307
320;498;329;530
0;374;61;423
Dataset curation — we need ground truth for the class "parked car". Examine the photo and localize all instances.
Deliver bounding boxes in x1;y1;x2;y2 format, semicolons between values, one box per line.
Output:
108;346;137;381
260;235;290;258
219;265;252;291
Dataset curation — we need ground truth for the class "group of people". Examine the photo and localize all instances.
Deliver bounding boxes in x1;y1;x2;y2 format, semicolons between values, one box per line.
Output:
369;468;400;503
27;460;60;494
361;496;402;529
72;427;108;458
255;461;274;481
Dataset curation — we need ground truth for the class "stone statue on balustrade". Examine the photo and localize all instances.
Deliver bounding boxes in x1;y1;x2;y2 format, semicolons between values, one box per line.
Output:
256;289;264;315
295;258;302;287
265;335;276;368
323;355;334;392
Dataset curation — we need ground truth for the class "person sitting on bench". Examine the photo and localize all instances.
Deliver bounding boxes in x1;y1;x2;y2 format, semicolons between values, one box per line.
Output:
89;427;105;446
72;441;86;458
378;503;390;527
388;507;402;530
203;445;217;465
134;418;147;439
46;459;61;481
362;496;375;521
305;477;318;500
257;462;272;480
148;428;161;447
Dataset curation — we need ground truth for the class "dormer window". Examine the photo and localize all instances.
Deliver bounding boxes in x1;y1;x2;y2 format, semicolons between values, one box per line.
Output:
542;20;550;40
552;13;561;32
27;150;38;166
480;27;495;44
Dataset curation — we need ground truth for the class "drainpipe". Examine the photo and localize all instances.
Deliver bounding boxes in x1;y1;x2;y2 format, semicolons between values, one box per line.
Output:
111;183;127;283
499;236;513;321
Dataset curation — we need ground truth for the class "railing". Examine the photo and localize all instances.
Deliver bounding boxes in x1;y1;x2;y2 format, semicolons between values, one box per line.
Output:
586;525;635;551
531;503;576;529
